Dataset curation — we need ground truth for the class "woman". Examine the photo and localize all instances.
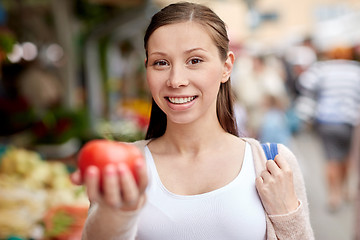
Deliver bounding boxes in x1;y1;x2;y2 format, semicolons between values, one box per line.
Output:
74;2;314;239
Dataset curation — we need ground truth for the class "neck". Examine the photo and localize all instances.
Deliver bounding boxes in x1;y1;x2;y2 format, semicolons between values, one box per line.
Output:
161;118;229;155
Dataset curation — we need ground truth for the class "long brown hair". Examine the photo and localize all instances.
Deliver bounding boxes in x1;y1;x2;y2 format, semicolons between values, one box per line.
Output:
144;2;238;139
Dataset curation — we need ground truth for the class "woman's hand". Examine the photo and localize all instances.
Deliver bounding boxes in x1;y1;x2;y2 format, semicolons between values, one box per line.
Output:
255;154;299;215
70;157;148;212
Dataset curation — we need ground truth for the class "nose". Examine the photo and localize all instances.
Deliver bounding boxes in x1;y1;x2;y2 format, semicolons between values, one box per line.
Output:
167;65;189;88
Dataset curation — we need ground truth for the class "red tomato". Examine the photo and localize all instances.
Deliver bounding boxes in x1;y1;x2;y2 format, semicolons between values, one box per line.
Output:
77;139;143;183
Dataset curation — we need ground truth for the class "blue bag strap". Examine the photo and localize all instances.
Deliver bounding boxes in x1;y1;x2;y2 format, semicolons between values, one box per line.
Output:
261;143;278;160
261;143;271;160
270;143;278;159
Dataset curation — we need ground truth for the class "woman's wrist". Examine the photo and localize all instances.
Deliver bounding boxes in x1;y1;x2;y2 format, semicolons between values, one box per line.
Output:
268;200;302;217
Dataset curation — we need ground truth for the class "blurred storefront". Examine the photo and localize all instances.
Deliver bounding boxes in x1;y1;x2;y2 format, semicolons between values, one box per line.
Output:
0;1;153;239
0;0;154;152
154;0;360;52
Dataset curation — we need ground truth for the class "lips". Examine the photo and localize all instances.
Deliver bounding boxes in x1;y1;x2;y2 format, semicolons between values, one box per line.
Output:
166;96;197;104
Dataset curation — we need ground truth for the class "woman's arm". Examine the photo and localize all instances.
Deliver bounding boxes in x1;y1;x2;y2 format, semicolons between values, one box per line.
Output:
82;200;144;240
71;156;148;240
264;144;314;240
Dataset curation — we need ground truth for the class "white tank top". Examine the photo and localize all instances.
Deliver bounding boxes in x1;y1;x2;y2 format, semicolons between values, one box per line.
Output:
136;142;266;240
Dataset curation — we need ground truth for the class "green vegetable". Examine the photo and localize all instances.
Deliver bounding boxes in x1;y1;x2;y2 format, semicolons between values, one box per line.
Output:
46;211;74;237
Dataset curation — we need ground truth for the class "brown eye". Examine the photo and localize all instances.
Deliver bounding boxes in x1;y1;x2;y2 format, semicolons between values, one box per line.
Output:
153;60;168;66
189;58;203;65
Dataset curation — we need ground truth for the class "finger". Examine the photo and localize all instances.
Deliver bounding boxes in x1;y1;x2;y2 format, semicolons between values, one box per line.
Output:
118;163;139;207
255;176;264;187
260;170;272;182
274;155;294;182
134;157;148;194
274;155;291;171
70;170;82;185
85;166;101;203
103;165;121;208
266;159;281;176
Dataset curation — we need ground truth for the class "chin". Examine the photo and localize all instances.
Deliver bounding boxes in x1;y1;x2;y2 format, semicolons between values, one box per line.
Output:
167;113;198;125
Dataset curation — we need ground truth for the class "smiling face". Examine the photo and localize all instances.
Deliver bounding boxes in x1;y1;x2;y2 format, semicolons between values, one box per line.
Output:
146;21;233;126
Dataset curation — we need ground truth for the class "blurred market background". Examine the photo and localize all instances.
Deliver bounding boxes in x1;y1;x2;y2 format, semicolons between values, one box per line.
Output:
0;0;360;239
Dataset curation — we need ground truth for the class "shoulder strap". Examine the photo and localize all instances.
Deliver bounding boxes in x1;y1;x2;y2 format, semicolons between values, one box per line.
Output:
261;143;278;160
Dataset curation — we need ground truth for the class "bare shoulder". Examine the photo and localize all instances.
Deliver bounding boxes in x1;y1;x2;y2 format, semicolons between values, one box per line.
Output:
221;134;247;159
228;134;246;149
145;137;166;153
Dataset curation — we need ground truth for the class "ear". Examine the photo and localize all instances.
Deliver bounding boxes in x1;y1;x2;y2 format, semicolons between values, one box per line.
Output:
144;57;148;68
221;51;235;83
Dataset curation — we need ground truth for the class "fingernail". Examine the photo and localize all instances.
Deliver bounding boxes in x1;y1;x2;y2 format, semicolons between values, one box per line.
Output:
87;166;98;176
118;163;127;174
135;159;144;168
105;165;116;175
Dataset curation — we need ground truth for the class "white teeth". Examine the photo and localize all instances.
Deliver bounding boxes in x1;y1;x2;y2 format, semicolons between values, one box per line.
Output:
168;96;195;104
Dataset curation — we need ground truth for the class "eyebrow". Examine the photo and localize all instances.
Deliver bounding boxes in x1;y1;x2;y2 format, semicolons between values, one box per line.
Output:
185;47;207;54
148;47;207;57
148;51;166;57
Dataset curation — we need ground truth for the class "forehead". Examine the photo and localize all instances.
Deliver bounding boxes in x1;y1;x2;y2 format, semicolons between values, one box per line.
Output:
147;21;217;52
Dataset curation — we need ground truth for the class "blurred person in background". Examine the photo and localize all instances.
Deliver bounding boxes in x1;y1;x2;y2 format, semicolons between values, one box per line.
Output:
259;93;292;147
283;40;317;101
353;119;360;239
282;40;317;135
297;46;360;212
353;44;360;62
233;53;288;139
17;62;63;115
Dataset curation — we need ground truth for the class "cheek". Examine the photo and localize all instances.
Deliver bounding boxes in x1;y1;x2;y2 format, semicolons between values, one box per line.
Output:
200;67;223;88
146;71;159;93
203;69;224;98
146;71;168;104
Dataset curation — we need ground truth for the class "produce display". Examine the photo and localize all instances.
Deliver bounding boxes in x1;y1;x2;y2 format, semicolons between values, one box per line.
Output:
42;205;88;240
0;146;89;239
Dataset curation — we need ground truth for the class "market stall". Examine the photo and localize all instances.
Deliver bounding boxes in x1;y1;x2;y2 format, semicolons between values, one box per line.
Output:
0;146;89;239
